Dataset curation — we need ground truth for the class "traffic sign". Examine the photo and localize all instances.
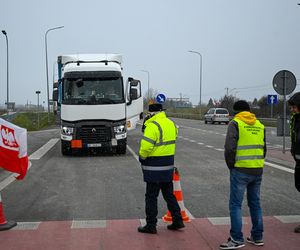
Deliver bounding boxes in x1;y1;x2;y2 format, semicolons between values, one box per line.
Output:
267;94;277;105
156;94;166;103
272;70;296;95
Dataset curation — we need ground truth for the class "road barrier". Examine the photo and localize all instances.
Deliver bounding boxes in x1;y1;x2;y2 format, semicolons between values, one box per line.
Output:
0;193;17;231
162;168;191;222
166;112;278;127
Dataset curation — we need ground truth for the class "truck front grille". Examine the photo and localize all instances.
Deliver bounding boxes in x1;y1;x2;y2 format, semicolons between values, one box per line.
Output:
78;126;111;143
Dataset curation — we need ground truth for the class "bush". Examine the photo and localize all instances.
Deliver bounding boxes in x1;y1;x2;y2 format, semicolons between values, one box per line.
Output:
12;112;56;131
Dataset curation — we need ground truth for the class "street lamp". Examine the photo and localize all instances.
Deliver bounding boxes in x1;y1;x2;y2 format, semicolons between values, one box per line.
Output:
2;30;9;113
141;70;150;100
188;50;202;113
36;91;41;128
45;26;64;123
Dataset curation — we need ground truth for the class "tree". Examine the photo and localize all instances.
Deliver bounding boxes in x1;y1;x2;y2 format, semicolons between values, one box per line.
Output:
252;98;258;107
218;95;235;114
207;98;214;108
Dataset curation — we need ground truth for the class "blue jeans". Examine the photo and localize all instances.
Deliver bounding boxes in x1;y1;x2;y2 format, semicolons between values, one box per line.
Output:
229;168;264;242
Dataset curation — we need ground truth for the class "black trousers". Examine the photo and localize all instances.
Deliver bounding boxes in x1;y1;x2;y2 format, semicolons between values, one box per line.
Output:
295;163;300;192
145;181;182;227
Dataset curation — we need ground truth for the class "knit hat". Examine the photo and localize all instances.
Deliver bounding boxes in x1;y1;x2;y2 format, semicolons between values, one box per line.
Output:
288;92;300;108
148;103;164;112
233;100;250;114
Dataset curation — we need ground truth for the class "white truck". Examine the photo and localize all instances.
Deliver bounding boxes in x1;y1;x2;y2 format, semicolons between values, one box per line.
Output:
53;54;143;155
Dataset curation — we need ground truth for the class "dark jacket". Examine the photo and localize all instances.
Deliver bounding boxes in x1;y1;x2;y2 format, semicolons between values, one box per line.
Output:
224;111;266;176
288;92;300;162
290;113;300;162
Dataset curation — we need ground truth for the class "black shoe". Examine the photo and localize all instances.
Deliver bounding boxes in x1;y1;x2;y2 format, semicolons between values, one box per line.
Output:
295;225;300;233
167;221;185;230
137;225;157;234
0;221;17;231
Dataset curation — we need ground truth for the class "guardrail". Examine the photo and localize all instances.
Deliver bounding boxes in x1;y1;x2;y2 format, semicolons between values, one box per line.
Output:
166;112;279;127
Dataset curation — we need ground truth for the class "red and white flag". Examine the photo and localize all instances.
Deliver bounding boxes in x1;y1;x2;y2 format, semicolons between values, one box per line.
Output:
0;118;28;180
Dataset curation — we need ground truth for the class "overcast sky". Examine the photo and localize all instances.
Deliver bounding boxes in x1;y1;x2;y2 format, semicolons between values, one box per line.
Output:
1;0;300;106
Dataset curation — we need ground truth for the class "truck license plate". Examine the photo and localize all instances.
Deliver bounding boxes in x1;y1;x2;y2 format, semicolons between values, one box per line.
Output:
87;143;102;148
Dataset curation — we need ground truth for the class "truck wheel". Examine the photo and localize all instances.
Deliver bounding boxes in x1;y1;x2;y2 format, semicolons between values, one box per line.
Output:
61;141;72;156
117;145;127;154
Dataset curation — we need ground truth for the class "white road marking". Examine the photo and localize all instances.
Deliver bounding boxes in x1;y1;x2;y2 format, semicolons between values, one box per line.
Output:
127;145;139;161
208;217;247;225
71;220;106;229
178;137;295;174
275;215;300;223
12;222;41;230
29;138;59;160
28;128;59;134
264;161;294;174
0;161;32;191
0;138;59;190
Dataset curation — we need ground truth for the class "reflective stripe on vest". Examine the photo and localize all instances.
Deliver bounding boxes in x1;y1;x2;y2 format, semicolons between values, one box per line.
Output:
142;121;176;146
234;118;265;168
142;165;174;171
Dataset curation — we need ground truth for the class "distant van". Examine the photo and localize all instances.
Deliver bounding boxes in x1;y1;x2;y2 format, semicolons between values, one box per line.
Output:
204;108;230;124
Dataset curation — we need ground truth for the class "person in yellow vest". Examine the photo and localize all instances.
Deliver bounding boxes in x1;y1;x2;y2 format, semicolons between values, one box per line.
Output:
220;100;266;250
137;103;184;234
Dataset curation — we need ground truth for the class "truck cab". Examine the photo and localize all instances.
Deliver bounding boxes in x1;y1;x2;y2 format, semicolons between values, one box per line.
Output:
54;54;143;155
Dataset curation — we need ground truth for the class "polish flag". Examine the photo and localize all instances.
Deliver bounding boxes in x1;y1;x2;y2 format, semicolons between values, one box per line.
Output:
0;118;28;180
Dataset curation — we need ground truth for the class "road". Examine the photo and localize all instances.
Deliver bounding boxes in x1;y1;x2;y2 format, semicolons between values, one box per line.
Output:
0;119;299;249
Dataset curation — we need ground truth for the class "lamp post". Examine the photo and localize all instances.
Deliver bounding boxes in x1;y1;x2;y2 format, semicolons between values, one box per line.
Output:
45;26;64;123
188;50;202;114
2;30;9;113
36;91;41;128
141;70;150;101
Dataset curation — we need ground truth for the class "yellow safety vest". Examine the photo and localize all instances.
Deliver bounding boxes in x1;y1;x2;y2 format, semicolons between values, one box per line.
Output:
234;118;265;168
139;112;177;160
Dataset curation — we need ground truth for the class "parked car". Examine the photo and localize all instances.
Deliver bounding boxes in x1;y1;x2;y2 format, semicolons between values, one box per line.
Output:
204;108;230;124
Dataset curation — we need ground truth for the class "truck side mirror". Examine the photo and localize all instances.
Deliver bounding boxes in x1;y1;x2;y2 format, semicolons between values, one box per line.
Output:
53;81;59;88
130;88;138;100
53;89;58;101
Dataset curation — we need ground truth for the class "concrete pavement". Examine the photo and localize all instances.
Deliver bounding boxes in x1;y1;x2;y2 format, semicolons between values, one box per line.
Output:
0;143;299;249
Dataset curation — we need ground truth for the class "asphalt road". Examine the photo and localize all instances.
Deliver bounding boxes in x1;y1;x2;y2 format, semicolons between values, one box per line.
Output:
1;119;299;223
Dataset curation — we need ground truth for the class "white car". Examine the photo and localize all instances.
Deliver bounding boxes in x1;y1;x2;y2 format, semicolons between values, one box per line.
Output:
204;108;230;124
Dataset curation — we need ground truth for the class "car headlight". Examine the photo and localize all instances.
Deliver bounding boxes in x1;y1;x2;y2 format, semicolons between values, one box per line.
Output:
61;126;74;135
114;125;125;134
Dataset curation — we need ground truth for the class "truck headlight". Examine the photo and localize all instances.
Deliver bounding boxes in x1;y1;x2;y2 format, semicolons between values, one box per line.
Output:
61;126;74;135
114;125;125;134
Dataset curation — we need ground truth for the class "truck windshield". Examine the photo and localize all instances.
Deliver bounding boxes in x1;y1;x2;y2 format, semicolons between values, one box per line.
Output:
62;77;124;105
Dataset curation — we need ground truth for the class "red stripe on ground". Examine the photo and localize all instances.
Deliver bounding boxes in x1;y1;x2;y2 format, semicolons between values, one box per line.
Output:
0;218;299;250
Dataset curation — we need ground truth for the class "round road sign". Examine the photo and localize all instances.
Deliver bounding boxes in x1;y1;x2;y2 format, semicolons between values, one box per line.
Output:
272;70;296;95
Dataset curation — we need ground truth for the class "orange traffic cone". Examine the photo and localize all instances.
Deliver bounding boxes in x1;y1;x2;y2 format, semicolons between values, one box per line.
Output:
162;168;191;222
0;193;17;231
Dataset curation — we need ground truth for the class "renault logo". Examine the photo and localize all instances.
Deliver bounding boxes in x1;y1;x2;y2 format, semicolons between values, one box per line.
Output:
91;128;97;133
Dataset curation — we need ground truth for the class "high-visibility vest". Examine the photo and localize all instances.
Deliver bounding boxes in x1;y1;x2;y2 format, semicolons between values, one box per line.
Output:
234;118;265;168
139;112;177;182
